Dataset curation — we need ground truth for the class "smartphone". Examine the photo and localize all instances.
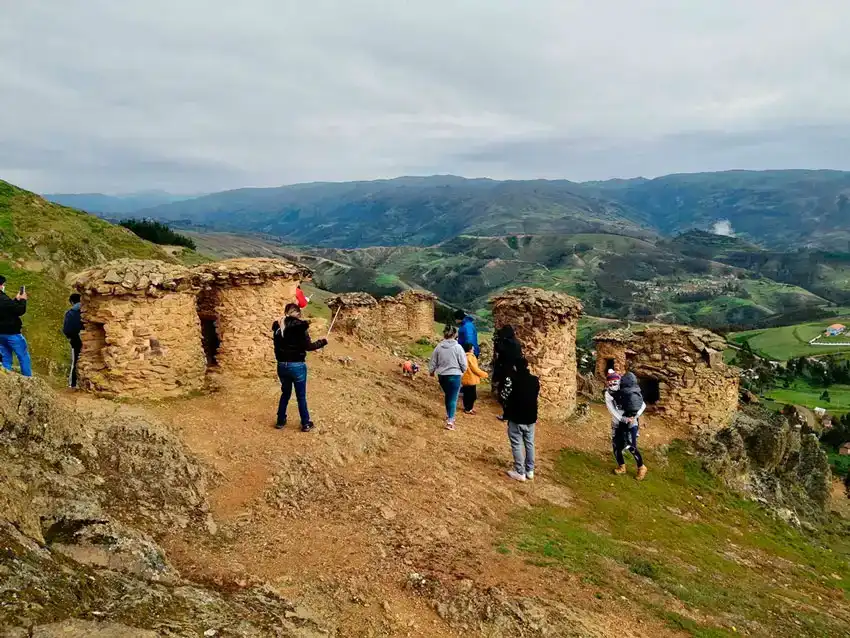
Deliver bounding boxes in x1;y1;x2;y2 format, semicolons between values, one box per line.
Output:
19;285;25;295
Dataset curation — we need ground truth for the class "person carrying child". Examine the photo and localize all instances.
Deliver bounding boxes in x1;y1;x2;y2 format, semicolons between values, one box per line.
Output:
605;370;648;480
460;341;488;414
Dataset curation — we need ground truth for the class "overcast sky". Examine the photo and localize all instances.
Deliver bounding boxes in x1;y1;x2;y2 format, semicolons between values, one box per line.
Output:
2;0;849;194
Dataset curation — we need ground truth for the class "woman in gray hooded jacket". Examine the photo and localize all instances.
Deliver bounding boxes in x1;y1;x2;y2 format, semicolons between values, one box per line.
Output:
429;324;468;430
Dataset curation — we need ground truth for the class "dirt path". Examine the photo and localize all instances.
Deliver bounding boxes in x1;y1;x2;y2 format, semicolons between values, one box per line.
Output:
65;337;685;637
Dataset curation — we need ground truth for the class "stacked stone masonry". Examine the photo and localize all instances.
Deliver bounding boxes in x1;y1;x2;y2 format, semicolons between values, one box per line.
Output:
491;287;583;415
327;290;436;341
71;258;311;398
594;325;740;435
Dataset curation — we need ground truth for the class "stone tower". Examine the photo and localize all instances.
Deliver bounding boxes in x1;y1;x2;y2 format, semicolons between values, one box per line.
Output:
491;287;583;414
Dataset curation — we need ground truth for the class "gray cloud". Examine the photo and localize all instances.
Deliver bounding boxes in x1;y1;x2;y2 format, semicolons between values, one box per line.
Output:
2;0;849;193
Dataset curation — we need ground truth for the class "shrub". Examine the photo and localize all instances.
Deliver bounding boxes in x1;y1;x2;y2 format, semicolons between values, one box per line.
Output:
120;219;196;249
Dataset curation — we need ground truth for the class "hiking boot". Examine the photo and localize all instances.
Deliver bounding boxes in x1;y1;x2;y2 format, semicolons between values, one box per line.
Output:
301;422;315;432
613;465;627;475
637;465;649;481
526;471;535;480
275;421;286;430
507;470;526;482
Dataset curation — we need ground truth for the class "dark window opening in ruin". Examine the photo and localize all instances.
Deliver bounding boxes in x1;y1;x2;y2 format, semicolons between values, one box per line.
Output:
605;358;616;372
701;349;711;365
638;377;661;405
149;338;162;356
201;319;220;367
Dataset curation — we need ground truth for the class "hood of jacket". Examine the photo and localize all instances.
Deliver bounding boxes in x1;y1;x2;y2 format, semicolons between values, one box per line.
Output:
437;338;458;350
619;372;639;389
460;316;474;326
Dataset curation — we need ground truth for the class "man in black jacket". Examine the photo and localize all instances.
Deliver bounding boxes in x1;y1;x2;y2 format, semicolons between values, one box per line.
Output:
503;358;539;482
272;303;328;431
0;275;32;377
63;293;83;388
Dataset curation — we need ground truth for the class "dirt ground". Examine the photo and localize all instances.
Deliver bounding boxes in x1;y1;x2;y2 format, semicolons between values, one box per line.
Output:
64;336;705;637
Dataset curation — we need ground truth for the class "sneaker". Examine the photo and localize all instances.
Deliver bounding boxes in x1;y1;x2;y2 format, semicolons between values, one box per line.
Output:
464;409;477;415
526;471;535;480
637;465;649;481
613;465;627;475
496;415;506;422
274;422;286;430
301;422;315;432
507;470;526;482
445;420;456;431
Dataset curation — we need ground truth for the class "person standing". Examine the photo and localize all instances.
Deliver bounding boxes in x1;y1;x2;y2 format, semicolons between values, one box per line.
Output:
492;325;523;421
0;276;32;377
456;310;480;357
604;371;648;480
503;358;539;482
272;303;328;432
460;342;488;414
429;324;468;430
296;284;310;309
63;293;83;388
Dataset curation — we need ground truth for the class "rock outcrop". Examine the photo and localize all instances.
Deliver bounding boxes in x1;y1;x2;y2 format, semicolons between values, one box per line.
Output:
0;371;325;635
697;405;832;520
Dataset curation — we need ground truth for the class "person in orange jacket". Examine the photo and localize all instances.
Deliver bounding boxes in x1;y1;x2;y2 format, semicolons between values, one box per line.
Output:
460;342;488;415
296;284;310;309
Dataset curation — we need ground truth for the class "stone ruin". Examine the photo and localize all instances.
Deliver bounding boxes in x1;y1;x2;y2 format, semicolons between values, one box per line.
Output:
491;287;583;414
71;257;311;398
593;325;740;433
327;290;436;341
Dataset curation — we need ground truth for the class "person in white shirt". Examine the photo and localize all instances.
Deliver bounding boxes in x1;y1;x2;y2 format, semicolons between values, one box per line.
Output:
604;370;648;480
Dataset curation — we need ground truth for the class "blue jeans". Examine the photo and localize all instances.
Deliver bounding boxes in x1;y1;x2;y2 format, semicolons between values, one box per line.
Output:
0;334;32;377
508;421;535;475
438;374;462;421
277;362;310;425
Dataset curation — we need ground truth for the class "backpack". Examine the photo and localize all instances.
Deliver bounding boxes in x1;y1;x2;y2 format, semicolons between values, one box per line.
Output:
615;372;644;417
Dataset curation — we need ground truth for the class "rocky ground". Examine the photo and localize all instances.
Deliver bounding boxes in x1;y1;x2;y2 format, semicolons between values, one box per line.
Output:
2;331;847;637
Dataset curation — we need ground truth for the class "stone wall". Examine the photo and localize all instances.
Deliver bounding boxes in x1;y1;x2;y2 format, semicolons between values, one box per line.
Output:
78;292;207;399
212;278;299;376
594;326;739;434
328;290;436;341
491;288;583;414
594;332;630;379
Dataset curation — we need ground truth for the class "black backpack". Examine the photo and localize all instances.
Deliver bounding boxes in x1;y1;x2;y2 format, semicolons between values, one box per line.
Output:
615;372;644;417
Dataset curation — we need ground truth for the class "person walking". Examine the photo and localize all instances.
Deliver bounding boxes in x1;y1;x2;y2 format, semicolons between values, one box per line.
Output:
272;303;328;432
63;293;83;388
460;342;488;414
492;325;523;421
456;310;480;357
604;371;648;480
429;324;468;430
503;358;539;482
0;276;32;377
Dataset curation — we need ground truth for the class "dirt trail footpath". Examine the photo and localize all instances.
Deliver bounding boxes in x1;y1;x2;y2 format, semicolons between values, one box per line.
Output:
66;338;684;637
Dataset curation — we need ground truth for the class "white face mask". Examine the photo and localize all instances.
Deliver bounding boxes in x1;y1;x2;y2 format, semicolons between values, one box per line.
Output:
608;382;620;392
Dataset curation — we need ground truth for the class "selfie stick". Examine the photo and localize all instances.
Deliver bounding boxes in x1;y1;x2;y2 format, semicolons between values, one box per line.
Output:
326;305;341;338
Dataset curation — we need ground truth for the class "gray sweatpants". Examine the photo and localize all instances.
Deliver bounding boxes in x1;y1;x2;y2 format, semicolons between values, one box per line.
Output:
507;421;535;475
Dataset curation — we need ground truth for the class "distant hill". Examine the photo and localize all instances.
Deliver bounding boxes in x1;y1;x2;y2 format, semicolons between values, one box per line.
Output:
578;169;850;250
136;176;654;248
132;170;850;250
45;191;199;216
0;179;186;375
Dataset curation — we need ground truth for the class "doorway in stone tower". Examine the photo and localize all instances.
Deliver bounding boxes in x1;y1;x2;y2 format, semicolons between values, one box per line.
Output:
637;376;661;405
197;289;221;368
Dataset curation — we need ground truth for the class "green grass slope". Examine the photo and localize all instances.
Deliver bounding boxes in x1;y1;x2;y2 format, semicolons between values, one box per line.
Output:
0;179;182;377
730;316;850;360
502;445;850;637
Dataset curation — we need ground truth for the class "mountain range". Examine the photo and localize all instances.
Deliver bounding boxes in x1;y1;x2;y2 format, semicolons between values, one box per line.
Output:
45;191;201;216
76;169;850;251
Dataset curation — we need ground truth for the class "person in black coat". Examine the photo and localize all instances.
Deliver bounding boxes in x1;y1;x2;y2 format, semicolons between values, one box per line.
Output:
63;293;83;388
492;325;523;421
502;358;540;482
0;275;32;377
272;303;328;432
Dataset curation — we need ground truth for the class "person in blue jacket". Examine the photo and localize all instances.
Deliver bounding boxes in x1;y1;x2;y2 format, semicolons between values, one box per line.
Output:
455;310;480;357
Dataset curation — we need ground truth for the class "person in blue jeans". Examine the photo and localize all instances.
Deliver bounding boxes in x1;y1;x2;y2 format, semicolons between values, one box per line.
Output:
502;358;539;482
429;324;468;430
272;303;328;432
0;275;32;377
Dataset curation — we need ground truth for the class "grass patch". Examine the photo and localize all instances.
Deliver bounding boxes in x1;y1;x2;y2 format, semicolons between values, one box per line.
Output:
730;317;850;360
500;445;850;637
767;380;850;413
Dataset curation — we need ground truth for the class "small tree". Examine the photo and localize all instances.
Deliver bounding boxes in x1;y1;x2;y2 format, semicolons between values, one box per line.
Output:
820;389;831;403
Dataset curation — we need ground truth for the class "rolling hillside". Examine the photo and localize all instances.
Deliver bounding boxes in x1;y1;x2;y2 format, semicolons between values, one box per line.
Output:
0;179;184;376
45;191;198;216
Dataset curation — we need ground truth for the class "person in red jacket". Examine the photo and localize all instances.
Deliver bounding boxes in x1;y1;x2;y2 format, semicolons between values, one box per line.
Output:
296;285;310;309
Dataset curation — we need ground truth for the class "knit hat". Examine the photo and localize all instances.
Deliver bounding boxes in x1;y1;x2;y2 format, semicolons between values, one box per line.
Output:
606;369;621;383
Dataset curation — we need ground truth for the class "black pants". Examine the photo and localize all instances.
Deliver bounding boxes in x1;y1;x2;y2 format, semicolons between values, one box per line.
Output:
612;421;643;467
461;385;477;412
69;336;82;388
